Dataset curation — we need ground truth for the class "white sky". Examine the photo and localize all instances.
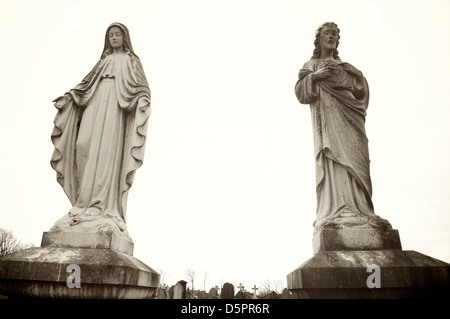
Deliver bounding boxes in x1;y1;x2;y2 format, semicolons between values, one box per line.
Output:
0;0;449;292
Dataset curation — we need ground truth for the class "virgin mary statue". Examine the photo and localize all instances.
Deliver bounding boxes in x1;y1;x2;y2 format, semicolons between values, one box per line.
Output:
50;23;151;240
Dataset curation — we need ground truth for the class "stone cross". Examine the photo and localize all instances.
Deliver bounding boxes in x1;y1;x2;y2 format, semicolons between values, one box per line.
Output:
237;283;245;292
252;285;258;299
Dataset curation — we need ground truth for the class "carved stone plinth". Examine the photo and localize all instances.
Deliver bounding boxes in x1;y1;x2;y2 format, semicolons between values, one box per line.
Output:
287;249;450;298
41;231;134;255
0;232;160;299
313;228;402;254
288;228;450;298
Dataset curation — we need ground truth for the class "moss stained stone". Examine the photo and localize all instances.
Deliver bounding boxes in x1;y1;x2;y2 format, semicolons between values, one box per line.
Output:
0;246;160;298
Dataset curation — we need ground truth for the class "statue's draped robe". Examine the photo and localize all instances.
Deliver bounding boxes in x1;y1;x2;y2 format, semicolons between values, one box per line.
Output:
50;53;151;229
295;59;375;229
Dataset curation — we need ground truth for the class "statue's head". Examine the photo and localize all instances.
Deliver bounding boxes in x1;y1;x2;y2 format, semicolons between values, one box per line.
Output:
101;22;137;59
311;22;340;60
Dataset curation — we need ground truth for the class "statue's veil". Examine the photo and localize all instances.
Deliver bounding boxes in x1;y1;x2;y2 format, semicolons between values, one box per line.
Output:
101;22;138;59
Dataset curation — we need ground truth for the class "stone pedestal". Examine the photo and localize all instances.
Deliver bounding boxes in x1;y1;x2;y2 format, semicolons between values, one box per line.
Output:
41;231;134;255
312;228;402;253
287;228;450;298
0;231;160;299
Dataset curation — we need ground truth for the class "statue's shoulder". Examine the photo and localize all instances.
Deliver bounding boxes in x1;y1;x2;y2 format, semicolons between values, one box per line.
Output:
302;59;322;70
302;59;315;68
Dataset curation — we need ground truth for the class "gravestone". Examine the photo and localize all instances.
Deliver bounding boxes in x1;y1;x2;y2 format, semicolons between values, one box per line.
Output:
235;290;252;299
156;287;167;299
287;21;450;299
264;291;281;299
165;285;170;297
220;282;235;299
235;290;245;299
207;287;219;299
169;285;175;299
196;290;208;299
173;281;187;299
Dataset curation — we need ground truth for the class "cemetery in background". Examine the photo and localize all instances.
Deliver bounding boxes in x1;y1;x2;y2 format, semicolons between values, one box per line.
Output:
153;279;295;299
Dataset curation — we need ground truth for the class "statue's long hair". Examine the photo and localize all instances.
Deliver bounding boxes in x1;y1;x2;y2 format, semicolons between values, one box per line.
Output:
311;22;340;60
101;22;139;59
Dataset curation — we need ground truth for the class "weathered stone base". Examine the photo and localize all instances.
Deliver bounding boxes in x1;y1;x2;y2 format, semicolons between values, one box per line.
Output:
287;250;450;299
0;246;160;299
313;228;402;254
0;279;155;299
41;231;134;255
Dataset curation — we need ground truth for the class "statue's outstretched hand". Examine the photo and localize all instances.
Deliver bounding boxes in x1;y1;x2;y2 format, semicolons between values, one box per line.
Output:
53;94;72;110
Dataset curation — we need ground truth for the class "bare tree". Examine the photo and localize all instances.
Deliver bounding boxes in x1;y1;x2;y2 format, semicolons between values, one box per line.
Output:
258;279;284;296
203;269;209;291
259;278;273;296
0;227;34;256
185;268;196;291
218;277;224;293
157;268;168;288
273;280;285;294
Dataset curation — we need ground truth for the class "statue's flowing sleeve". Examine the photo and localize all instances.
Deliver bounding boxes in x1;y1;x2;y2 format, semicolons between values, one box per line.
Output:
50;59;107;204
295;61;319;105
50;98;82;204
115;55;151;220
